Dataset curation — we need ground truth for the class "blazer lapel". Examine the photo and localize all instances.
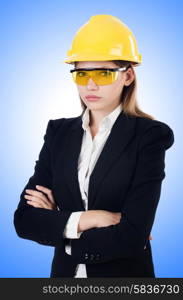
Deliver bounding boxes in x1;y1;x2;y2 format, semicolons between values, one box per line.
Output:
88;111;136;209
62;111;136;210
62;117;85;211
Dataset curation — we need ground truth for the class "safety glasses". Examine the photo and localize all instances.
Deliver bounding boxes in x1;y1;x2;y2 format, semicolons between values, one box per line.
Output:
70;66;130;86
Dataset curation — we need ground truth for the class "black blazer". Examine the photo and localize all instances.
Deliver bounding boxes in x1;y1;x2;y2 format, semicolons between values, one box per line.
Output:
14;111;174;277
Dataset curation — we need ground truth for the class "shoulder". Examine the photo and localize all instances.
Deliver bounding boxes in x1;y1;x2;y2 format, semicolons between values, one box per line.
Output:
44;116;81;144
46;115;80;131
46;116;80;132
135;116;175;151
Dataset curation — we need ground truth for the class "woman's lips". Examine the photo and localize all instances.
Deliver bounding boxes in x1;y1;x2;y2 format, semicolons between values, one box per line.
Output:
85;96;101;101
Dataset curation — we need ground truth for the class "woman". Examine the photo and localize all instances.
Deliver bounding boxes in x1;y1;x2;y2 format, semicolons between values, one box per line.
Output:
14;15;174;278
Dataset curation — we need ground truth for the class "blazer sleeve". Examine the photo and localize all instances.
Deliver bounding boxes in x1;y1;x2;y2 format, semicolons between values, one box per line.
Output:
13;119;73;247
70;122;174;264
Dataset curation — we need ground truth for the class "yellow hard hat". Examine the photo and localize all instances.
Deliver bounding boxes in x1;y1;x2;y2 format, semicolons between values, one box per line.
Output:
64;14;142;66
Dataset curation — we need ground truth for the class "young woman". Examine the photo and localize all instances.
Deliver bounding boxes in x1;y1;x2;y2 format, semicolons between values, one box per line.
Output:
14;15;174;278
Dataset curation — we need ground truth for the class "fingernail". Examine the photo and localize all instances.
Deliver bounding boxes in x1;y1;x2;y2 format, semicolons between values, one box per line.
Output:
36;185;40;188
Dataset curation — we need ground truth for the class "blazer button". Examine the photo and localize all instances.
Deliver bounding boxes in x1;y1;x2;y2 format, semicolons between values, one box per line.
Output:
90;254;95;260
96;253;101;260
84;253;89;260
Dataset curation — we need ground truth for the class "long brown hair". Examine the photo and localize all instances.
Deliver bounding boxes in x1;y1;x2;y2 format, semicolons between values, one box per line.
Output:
74;60;155;120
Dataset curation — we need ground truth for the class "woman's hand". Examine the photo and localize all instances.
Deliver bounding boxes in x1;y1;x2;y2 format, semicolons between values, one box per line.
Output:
94;210;122;228
78;210;121;232
78;210;153;241
24;185;57;210
91;210;153;240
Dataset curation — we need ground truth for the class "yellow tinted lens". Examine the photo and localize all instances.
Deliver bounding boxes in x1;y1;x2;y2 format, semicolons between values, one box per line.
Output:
72;71;89;85
94;70;117;85
72;70;119;85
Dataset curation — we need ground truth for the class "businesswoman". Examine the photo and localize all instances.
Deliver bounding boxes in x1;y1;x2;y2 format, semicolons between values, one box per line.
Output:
14;15;174;278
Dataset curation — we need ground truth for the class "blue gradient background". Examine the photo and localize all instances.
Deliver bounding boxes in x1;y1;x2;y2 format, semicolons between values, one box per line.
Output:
0;0;182;277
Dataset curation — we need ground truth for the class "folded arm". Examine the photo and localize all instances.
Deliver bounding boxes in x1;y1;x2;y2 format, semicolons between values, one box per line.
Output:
63;210;122;239
14;119;73;247
70;123;174;264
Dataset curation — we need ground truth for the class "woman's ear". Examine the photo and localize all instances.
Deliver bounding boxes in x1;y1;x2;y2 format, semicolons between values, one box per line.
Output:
124;67;135;86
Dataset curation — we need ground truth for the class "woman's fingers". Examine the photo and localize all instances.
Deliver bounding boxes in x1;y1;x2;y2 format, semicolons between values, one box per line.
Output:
25;189;50;207
26;196;53;210
24;186;57;210
25;194;48;209
26;198;47;209
35;185;55;204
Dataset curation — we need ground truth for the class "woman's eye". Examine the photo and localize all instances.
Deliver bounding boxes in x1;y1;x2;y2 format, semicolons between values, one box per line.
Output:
100;71;110;76
77;71;86;77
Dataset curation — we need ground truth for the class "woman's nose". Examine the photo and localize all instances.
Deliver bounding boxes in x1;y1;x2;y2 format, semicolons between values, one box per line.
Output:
86;77;98;89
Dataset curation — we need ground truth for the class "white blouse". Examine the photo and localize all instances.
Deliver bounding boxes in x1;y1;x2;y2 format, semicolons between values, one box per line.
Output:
63;103;123;277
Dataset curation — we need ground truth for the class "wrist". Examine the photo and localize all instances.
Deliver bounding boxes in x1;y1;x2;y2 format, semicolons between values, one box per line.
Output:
78;210;98;231
89;210;98;228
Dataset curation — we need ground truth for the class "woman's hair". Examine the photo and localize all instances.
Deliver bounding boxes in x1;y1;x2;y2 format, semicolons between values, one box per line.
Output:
74;60;155;120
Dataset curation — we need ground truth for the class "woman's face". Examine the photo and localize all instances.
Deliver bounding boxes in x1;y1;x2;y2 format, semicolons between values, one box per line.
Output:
74;60;134;112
